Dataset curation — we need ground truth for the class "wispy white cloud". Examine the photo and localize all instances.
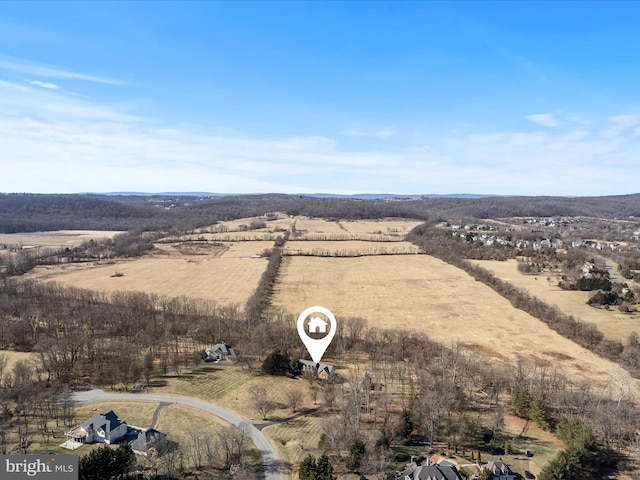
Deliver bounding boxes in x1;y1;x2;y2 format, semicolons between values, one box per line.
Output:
0;80;139;122
525;113;560;128
26;79;61;90
0;55;123;85
1;79;639;196
601;114;640;138
343;127;396;138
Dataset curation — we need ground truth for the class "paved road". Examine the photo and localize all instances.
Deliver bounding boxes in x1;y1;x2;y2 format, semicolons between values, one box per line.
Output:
71;389;283;480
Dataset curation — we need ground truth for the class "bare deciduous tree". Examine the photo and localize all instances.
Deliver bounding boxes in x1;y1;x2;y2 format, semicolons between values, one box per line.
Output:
285;389;303;413
248;385;277;420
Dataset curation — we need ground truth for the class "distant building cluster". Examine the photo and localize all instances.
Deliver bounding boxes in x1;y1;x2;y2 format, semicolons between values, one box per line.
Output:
449;218;639;253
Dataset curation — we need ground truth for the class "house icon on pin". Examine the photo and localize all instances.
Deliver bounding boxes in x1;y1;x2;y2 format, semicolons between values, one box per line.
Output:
307;316;328;334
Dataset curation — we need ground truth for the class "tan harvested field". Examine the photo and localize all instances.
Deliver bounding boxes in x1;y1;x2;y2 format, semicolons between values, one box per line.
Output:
273;255;640;397
190;232;281;242
0;230;123;249
473;259;640;345
284;240;420;256
199;213;292;232
338;218;423;236
292;217;347;236
24;241;273;304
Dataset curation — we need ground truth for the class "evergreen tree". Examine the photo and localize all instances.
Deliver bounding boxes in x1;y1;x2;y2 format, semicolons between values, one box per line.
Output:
346;439;366;472
510;390;531;419
530;396;552;430
299;454;317;480
395;408;413;439
79;443;134;480
316;454;335;480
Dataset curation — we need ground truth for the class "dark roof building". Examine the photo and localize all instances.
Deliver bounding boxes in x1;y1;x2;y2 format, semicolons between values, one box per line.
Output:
399;462;463;480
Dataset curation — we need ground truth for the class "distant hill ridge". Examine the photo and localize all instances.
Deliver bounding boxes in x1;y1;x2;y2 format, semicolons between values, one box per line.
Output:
1;192;639;233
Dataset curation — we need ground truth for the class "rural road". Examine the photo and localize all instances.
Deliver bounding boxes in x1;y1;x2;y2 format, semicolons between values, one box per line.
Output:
71;389;283;480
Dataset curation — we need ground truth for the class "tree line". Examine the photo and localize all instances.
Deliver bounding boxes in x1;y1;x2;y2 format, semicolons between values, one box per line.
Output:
3;192;640;235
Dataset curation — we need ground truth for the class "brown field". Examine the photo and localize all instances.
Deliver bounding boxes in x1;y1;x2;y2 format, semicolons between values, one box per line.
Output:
284;240;420;256
188;232;281;242
198;213;292;233
473;259;640;345
272;255;640;397
338;218;423;236
0;230;123;249
0;349;35;371
292;217;348;237
24;241;273;305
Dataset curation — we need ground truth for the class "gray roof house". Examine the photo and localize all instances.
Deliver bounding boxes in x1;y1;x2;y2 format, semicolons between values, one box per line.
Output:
480;461;516;480
65;410;128;445
130;428;170;456
398;461;463;480
299;359;335;381
205;343;235;362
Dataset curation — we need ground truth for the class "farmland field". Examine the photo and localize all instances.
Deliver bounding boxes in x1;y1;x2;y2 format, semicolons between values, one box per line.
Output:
338;218;423;236
272;255;640;396
24;240;273;304
473;259;640;345
0;230;123;249
284;240;420;256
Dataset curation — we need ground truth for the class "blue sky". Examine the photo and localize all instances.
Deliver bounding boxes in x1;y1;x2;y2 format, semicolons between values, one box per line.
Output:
1;1;639;195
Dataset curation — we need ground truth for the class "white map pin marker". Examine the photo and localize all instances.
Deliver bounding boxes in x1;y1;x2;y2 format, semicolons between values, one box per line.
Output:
297;306;337;364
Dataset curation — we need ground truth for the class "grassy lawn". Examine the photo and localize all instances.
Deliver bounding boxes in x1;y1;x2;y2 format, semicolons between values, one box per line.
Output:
262;416;325;478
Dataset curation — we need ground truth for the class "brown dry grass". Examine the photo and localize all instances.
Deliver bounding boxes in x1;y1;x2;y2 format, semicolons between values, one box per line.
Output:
473;259;640;345
0;349;34;371
74;401;159;430
292;217;347;237
338;218;423;236
149;365;320;424
148;365;327;479
272;255;640;397
0;230;123;249
24;241;273;305
155;403;231;440
284;241;420;256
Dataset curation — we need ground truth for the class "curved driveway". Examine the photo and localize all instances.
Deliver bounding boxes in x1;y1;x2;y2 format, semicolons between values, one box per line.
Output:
71;389;283;480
